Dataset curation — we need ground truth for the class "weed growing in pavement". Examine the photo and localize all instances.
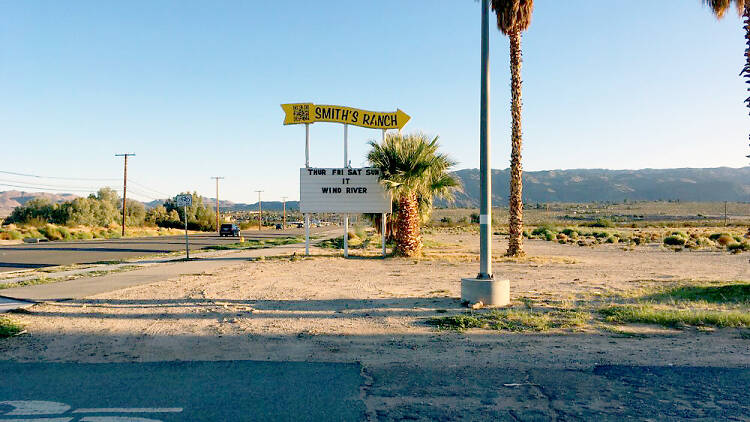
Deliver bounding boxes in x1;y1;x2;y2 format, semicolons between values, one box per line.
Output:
0;317;23;338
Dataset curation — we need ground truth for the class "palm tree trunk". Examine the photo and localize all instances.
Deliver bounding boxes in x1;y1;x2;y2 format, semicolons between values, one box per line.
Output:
395;193;422;256
506;29;525;257
744;3;750;161
744;3;750;113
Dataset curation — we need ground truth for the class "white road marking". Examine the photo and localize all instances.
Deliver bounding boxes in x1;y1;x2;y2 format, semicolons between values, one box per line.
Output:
0;419;72;422
0;400;71;415
80;418;166;422
72;408;182;414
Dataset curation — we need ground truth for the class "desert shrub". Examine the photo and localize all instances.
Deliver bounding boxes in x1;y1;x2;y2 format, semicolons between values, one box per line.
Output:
605;236;617;244
716;234;734;246
670;231;688;239
584;218;614;228
561;228;578;238
57;226;71;240
0;230;22;240
440;216;453;224
469;213;480;224
38;224;63;241
74;231;93;240
592;231;609;239
663;235;686;246
685;240;699;250
709;233;729;241
727;242;749;252
696;237;714;248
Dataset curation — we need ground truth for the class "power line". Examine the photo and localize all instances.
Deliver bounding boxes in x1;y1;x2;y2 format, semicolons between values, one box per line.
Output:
0;170;119;182
127;179;172;198
0;178;105;192
0;183;100;193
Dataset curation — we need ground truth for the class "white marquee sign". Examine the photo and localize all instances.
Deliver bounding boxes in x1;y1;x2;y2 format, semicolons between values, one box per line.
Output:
300;167;391;213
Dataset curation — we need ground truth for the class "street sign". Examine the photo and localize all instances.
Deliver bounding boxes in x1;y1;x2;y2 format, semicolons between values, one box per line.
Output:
175;194;192;207
300;167;392;214
175;195;192;259
281;103;410;130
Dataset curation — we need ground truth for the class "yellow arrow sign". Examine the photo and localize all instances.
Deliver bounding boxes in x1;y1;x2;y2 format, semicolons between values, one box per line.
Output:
281;103;410;130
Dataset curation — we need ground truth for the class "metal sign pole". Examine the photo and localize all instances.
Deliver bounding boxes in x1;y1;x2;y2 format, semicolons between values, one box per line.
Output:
184;205;189;260
305;123;310;168
381;213;386;258
343;124;349;258
305;123;311;256
381;130;387;258
305;214;310;255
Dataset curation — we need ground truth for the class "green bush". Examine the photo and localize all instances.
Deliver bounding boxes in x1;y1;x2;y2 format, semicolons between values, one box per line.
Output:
709;233;730;241
584;218;614;228
74;231;94;240
716;234;734;246
663;235;686;246
0;230;22;240
57;226;71;240
727;242;749;252
39;224;63;241
561;228;578;238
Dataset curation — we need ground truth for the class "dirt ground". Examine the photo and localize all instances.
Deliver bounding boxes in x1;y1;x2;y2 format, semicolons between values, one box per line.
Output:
2;231;749;420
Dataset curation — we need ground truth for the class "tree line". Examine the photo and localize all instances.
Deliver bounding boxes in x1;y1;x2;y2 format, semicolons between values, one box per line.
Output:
2;188;218;231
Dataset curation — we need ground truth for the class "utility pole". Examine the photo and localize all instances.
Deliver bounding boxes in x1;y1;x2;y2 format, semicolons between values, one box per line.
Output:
255;190;263;231
281;196;288;230
724;201;728;226
115;153;135;237
211;176;224;233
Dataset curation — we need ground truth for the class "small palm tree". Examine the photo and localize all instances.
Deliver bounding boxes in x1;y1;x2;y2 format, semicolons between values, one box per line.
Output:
491;0;534;257
368;133;460;256
702;0;750;160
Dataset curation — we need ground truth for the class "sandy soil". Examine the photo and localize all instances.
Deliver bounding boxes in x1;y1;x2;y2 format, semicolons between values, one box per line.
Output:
2;231;749;419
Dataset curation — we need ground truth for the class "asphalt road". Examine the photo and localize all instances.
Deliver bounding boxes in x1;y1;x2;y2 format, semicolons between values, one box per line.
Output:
0;228;333;273
0;360;365;421
1;361;747;421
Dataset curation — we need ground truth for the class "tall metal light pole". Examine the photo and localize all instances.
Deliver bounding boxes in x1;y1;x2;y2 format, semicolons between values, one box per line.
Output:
255;190;263;231
478;0;491;280
211;176;224;233
281;196;287;230
460;0;509;307
115;153;135;237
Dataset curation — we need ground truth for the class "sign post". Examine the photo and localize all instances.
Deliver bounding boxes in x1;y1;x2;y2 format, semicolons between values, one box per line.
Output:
175;194;193;260
283;103;408;258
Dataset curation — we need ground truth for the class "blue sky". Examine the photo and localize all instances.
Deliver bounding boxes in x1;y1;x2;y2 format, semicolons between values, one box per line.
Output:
1;1;747;203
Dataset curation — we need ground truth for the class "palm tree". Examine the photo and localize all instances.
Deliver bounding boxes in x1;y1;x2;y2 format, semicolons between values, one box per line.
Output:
702;0;750;160
490;0;534;257
367;132;460;257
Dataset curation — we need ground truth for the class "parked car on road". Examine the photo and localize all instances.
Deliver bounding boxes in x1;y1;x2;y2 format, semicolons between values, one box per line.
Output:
220;223;241;237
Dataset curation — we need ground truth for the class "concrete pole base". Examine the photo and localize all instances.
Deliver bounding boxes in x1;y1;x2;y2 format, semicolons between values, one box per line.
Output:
461;278;510;307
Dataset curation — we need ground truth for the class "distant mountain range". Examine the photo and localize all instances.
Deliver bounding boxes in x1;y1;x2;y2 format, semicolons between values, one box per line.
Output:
0;190;79;218
2;167;748;217
144;198;300;213
440;167;750;207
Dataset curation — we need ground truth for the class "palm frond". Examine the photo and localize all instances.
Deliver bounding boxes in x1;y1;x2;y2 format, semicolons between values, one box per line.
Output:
490;0;534;35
